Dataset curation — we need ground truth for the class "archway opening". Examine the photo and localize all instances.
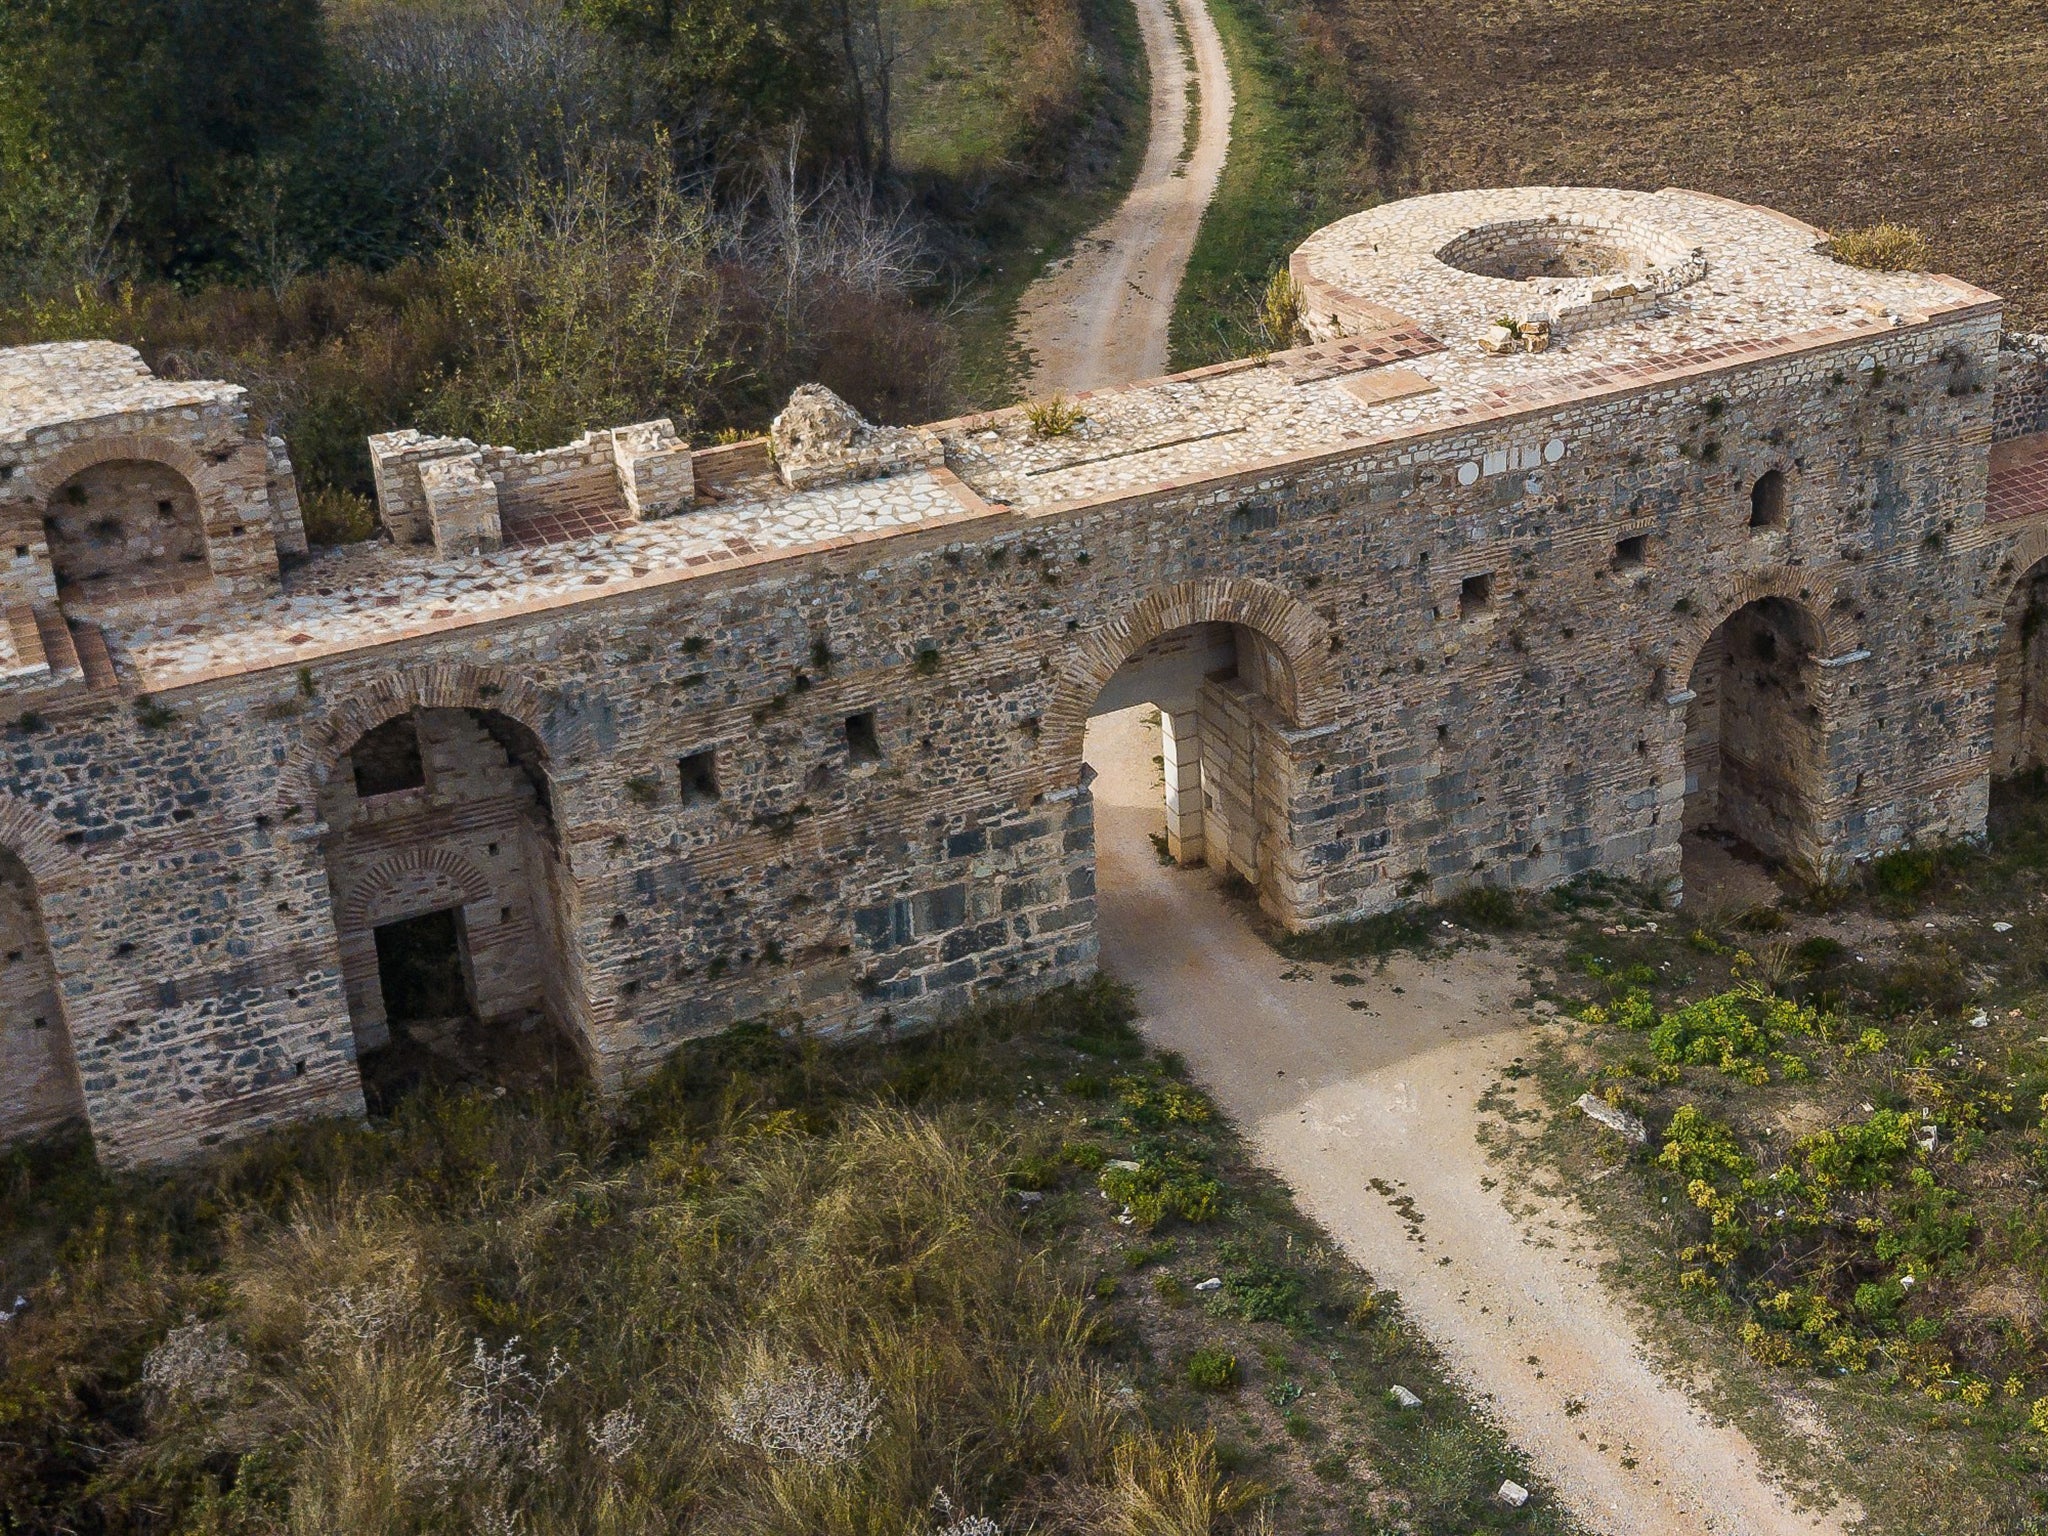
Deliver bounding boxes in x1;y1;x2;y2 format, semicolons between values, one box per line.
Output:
1990;554;2048;828
42;458;209;611
1679;596;1825;899
319;706;585;1111
0;847;85;1147
1080;620;1301;919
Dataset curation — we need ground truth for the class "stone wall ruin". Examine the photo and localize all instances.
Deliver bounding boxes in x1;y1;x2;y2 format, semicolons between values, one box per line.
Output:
0;188;2045;1164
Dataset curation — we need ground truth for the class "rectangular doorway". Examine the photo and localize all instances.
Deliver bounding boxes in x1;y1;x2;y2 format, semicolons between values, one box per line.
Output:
372;908;473;1024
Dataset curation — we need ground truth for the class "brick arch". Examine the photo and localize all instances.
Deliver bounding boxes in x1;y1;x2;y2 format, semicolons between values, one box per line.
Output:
337;846;495;931
1041;576;1340;779
1669;569;1842;690
285;663;561;808
1992;528;2048;623
0;791;88;895
24;434;220;512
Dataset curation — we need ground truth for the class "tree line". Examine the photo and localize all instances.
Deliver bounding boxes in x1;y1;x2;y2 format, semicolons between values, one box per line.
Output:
0;0;1121;542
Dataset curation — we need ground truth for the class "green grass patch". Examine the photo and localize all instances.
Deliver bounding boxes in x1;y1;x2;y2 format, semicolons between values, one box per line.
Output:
1168;0;1382;369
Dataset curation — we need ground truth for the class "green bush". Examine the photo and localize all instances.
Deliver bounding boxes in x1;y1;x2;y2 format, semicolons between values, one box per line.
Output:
1185;1347;1240;1391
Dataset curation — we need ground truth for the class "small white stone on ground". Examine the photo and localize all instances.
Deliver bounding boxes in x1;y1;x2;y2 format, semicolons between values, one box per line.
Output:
1195;1276;1223;1291
1497;1479;1531;1507
1390;1384;1422;1408
1994;921;2014;933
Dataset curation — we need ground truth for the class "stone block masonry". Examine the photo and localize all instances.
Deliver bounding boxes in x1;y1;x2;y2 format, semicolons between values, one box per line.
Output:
2;186;2047;1165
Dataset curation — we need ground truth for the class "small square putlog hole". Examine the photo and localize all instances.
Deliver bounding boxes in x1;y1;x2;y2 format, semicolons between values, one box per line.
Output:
677;749;720;806
845;710;882;763
1612;534;1648;570
1459;572;1494;619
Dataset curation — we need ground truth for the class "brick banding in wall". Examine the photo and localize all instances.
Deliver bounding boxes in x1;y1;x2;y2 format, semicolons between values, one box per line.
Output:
1041;576;1340;782
0;790;89;894
285;662;562;805
9;189;2048;1164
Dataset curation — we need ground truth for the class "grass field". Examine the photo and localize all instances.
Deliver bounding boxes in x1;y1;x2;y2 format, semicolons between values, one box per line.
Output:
0;979;1577;1536
1177;0;2048;358
1485;784;2048;1532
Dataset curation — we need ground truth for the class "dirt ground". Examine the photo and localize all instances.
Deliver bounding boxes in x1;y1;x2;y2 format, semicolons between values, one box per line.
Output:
1294;0;2048;330
1084;703;1857;1535
1012;0;1234;392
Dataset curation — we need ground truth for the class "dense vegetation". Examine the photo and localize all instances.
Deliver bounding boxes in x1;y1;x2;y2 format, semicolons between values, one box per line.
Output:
1523;781;2048;1530
0;0;1144;542
0;978;1574;1535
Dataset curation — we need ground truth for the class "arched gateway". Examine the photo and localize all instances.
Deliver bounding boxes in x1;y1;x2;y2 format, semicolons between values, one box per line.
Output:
0;186;2039;1162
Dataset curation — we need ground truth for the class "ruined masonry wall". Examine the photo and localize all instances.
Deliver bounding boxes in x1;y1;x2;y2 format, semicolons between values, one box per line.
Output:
316;709;568;1053
0;305;2019;1164
0;856;81;1136
1998;335;2048;441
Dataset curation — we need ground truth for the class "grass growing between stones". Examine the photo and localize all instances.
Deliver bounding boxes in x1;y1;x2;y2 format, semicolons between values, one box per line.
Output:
0;976;1577;1535
1492;785;2048;1532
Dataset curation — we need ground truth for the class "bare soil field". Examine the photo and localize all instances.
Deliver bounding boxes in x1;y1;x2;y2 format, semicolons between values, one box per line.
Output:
1177;0;2048;356
1316;0;2048;327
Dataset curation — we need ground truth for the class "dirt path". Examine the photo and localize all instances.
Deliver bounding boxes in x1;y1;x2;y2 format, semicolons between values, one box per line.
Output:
1012;0;1232;393
1085;706;1856;1536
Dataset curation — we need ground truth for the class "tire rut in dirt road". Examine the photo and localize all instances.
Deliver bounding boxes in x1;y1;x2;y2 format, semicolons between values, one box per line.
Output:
1011;0;1232;395
1083;704;1859;1536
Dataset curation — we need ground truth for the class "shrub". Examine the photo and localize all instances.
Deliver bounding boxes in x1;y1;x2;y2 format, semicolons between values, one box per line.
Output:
300;485;378;546
1440;884;1521;930
1869;846;1942;909
1025;393;1085;439
1218;1243;1307;1326
1099;1155;1222;1229
1828;222;1934;272
1257;269;1306;349
1185;1347;1240;1391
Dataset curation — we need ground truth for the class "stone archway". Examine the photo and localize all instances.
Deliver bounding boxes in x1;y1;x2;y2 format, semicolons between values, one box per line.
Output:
1045;576;1339;782
1676;592;1832;872
1063;578;1337;927
25;436;230;614
313;689;589;1102
287;663;562;815
1992;546;2048;777
0;794;88;1147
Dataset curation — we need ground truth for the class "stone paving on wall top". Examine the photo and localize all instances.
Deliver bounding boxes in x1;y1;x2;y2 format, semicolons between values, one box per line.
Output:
61;187;2009;700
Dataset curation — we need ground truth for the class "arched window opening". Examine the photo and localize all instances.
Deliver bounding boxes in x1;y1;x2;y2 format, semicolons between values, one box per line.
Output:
1748;469;1788;530
320;706;584;1110
41;458;208;608
1992;556;2048;799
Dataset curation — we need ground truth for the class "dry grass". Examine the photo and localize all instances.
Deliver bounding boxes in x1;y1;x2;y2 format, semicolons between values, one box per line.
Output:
1828;222;1935;273
0;979;1576;1535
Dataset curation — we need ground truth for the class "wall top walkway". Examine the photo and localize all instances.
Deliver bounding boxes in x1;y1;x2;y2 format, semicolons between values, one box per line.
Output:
0;188;2007;698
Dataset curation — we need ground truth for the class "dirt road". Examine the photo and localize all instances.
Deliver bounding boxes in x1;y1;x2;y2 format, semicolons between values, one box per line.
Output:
1085;705;1855;1536
1012;0;1232;393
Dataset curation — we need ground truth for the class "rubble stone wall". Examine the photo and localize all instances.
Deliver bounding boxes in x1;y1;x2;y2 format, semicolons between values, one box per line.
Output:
13;207;2048;1161
0;850;83;1137
1998;335;2048;441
